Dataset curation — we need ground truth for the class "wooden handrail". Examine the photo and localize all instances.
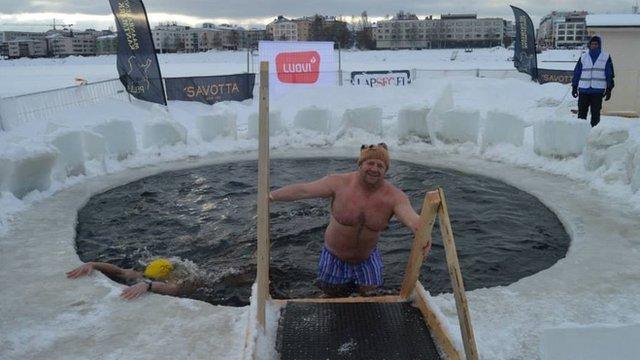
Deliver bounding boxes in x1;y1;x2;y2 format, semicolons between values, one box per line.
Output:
399;190;441;299
437;187;478;360
256;61;270;328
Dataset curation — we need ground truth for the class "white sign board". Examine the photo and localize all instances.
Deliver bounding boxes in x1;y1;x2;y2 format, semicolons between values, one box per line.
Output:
258;41;335;96
350;70;411;87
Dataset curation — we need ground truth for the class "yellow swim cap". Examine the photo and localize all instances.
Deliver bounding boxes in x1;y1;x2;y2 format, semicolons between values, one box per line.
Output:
144;258;174;280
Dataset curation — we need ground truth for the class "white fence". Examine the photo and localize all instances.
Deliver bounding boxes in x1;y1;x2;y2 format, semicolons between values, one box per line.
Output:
0;79;130;131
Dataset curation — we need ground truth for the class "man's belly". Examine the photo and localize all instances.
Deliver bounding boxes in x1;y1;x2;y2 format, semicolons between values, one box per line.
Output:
324;220;379;263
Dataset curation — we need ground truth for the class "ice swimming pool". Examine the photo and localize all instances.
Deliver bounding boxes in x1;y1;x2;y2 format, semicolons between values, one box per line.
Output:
75;158;570;306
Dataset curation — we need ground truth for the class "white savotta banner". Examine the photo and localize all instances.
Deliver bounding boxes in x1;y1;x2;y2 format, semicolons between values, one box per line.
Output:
258;41;335;96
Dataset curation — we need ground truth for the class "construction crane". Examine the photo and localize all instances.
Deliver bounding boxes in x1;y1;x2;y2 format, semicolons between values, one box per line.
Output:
0;19;74;31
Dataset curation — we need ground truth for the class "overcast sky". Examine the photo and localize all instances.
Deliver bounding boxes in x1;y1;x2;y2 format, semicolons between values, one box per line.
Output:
0;0;636;31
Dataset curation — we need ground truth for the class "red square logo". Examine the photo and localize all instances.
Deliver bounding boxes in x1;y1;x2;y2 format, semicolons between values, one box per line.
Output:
275;51;321;84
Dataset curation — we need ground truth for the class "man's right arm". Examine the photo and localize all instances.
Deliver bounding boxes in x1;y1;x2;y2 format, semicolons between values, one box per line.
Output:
571;59;582;89
270;175;338;202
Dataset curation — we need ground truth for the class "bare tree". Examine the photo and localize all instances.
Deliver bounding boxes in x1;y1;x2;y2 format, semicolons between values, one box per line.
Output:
355;11;375;49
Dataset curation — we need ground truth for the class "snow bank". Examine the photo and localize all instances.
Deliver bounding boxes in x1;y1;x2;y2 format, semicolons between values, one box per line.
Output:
431;109;481;144
540;324;640;360
293;106;331;134
628;144;640;192
196;110;238;141
583;127;629;168
534;117;591;158
431;83;454;114
341;106;383;135
247;110;283;139
142;121;187;149
47;129;110;180
397;106;430;140
92;119;137;160
481;111;526;150
0;145;57;199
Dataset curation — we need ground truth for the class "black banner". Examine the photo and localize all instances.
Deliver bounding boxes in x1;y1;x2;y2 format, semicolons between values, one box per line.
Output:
109;0;166;105
164;74;256;105
350;70;411;87
510;6;538;81
537;69;574;84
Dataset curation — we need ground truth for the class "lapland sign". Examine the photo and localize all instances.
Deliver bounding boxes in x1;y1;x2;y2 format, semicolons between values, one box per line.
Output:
350;70;411;87
259;41;335;96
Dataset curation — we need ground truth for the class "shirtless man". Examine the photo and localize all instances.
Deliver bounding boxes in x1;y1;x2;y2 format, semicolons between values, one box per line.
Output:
269;143;426;296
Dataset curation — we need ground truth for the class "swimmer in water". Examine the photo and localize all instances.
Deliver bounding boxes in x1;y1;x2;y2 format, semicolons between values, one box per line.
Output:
66;258;187;300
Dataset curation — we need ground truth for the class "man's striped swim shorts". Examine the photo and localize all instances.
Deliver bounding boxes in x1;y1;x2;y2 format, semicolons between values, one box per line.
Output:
317;246;384;286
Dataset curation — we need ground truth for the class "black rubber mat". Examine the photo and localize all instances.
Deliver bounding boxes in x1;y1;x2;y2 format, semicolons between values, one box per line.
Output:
277;302;442;360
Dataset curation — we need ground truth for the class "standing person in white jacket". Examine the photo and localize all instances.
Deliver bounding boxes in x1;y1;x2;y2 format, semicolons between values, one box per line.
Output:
571;35;615;127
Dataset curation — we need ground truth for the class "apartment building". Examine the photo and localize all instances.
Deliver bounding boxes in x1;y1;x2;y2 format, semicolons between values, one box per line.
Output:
47;33;97;56
96;34;118;55
266;16;298;41
295;18;312;41
375;13;504;49
504;20;515;46
0;31;48;58
240;28;267;49
538;11;588;48
6;38;47;58
152;23;191;53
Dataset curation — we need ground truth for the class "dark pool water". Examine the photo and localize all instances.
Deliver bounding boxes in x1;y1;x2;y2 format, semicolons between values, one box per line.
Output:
75;158;570;306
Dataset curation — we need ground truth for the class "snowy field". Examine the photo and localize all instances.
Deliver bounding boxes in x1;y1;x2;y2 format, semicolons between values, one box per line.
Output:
1;48;640;359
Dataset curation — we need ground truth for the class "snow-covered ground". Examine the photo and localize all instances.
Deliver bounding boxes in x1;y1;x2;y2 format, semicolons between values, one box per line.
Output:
0;47;578;97
1;48;639;359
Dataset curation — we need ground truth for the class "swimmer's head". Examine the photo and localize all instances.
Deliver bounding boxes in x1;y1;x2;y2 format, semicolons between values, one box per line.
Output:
144;258;174;280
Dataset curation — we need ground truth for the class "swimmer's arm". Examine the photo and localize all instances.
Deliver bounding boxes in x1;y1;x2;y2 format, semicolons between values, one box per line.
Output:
270;175;338;202
120;280;180;300
66;262;142;280
149;281;180;296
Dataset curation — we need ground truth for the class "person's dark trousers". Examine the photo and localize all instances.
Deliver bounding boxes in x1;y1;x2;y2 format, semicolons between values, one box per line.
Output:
577;92;604;127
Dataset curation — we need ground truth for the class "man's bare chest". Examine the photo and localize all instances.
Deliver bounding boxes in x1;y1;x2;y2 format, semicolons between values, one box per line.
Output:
331;192;393;231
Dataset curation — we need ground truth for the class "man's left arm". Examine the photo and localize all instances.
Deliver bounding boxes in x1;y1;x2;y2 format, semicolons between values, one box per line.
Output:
393;194;420;233
604;57;615;101
393;194;431;256
606;57;615;89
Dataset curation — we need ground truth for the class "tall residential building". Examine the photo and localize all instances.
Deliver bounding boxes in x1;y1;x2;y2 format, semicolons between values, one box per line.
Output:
503;20;515;46
96;34;118;55
266;16;298;41
152;23;191;53
240;28;267;49
201;23;245;50
7;38;47;58
538;11;588;48
47;33;96;56
294;18;312;41
1;31;47;58
374;13;504;49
